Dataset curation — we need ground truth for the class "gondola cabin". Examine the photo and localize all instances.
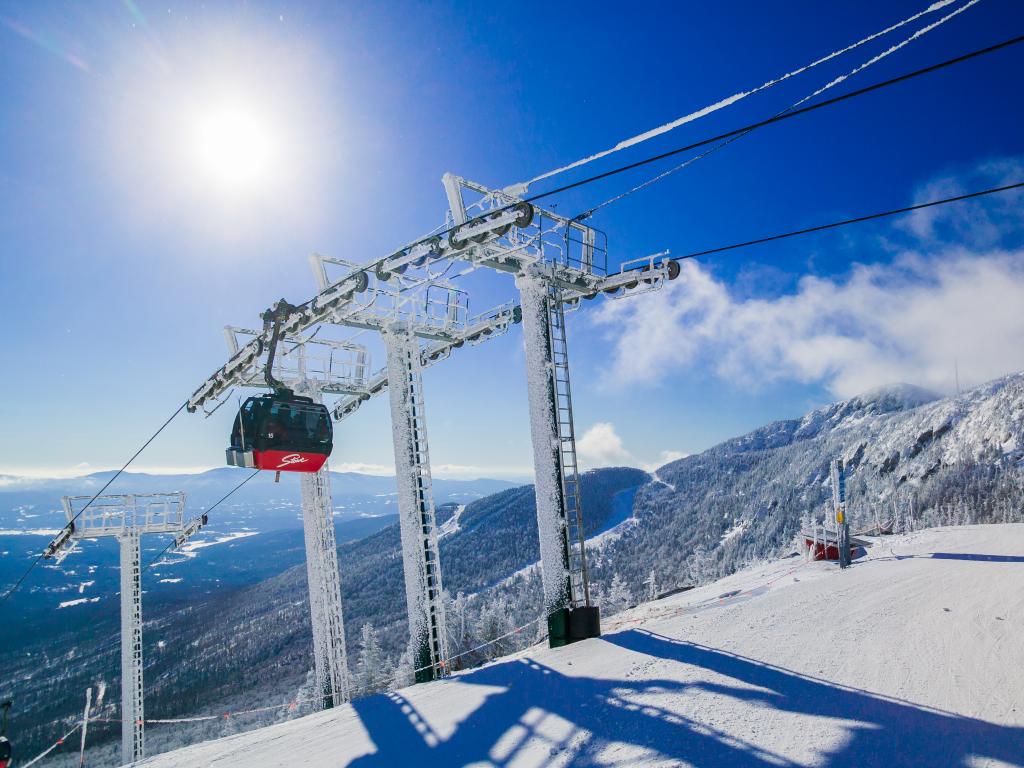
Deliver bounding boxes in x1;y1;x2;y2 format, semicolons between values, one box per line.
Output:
227;393;333;473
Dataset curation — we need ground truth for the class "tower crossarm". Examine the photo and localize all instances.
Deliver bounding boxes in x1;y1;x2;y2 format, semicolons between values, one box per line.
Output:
47;493;188;546
189;262;468;413
188;171;679;415
330;300;522;422
434;174;680;297
187;267;374;413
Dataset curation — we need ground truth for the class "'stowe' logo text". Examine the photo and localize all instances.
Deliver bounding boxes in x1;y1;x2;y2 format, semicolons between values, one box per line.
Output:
279;453;309;466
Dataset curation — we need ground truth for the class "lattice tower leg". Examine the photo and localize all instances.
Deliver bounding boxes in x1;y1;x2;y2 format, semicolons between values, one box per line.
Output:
383;324;448;682
300;463;351;707
119;529;144;765
515;269;599;647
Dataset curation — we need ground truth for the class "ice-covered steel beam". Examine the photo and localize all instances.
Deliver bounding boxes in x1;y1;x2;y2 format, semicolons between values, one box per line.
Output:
187;269;372;413
300;460;351;706
120;528;144;766
515;270;571;618
189;175;675;415
383;323;448;682
438;174;680;295
330;302;522;422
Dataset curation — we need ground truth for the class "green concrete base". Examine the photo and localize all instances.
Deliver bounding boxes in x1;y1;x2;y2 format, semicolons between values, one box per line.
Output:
547;605;602;648
414;642;436;683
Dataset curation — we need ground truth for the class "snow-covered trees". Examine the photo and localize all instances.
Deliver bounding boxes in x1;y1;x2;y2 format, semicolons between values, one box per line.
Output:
605;573;632;615
687;546;716;587
355;623;389;696
644;570;658;602
474;595;514;661
391;648;413;689
445;590;471;658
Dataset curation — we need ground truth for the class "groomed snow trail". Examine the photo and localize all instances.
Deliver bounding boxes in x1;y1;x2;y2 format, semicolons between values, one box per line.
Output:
139;524;1024;767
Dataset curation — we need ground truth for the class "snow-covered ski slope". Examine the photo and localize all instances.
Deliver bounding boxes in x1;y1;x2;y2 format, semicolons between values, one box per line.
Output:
140;525;1024;767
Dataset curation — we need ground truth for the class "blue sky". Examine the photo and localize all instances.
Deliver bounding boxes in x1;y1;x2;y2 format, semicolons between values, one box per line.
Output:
2;0;1022;479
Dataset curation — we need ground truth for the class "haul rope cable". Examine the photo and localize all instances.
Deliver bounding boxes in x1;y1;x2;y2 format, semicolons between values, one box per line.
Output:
142;469;261;571
579;0;983;218
0;401;188;607
516;0;978;190
277;32;1021;296
523;35;1023;211
614;182;1024;269
20;723;81;768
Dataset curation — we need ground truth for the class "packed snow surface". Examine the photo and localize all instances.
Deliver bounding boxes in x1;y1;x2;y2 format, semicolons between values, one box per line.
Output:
140;524;1024;767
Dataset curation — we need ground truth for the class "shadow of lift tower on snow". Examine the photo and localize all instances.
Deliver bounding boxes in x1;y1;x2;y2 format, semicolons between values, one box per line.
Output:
347;629;1024;767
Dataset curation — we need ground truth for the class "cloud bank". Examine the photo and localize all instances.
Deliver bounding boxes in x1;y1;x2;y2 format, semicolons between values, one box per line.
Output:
593;163;1024;399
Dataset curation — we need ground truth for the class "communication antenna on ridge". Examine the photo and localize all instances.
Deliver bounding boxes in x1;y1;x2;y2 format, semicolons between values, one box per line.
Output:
831;460;851;569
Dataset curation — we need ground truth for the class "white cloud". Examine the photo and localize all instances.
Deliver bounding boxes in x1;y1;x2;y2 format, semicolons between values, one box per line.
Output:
330;462;394;475
903;158;1024;248
576;422;686;472
431;464;534;480
0;464;217;479
577;422;636;468
333;462;533;480
654;450;689;467
593;162;1024;399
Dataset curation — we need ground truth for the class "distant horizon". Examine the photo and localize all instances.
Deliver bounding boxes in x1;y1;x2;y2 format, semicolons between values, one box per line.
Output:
0;464;537;484
5;367;1019;484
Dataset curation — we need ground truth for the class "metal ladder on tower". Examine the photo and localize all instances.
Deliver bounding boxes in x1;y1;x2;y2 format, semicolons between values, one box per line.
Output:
401;345;448;677
120;528;145;765
546;286;590;609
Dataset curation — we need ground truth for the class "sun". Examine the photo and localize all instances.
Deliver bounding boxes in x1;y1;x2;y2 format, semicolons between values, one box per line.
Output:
190;102;280;193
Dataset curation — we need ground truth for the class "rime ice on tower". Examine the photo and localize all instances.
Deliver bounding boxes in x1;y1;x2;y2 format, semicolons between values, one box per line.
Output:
45;492;205;765
440;173;677;646
384;322;448;681
298;377;351;706
185;170;677;671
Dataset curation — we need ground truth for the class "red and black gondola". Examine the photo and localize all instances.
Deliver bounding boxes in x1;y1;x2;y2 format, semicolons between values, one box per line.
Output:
225;298;334;474
227;392;333;473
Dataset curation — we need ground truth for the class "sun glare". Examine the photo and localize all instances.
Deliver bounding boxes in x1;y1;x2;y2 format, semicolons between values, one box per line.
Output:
190;103;279;193
109;24;336;236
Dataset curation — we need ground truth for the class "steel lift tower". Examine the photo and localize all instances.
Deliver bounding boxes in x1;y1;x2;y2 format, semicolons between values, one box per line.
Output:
382;322;446;680
831;458;851;569
221;327;369;705
45;492;202;765
188;171;676;667
334;172;677;646
435;174;679;645
190;261;520;684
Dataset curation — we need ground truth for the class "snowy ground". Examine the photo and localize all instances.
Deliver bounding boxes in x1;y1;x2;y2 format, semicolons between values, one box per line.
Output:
140;524;1024;767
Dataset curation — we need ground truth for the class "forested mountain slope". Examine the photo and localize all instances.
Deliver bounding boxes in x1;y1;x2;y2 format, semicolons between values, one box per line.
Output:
596;373;1024;597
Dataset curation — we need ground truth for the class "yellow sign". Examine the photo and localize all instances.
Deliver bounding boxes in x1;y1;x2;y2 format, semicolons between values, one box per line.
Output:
836;509;845;524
